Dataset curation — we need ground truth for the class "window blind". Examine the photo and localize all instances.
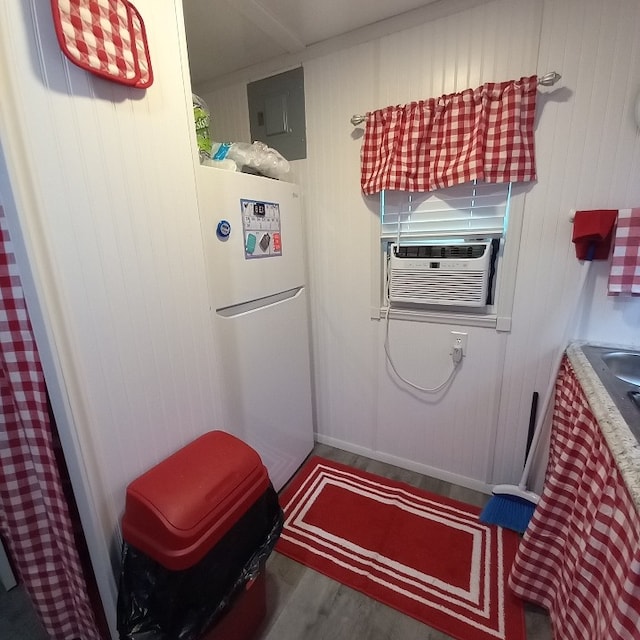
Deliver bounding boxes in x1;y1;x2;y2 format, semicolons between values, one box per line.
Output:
380;181;511;241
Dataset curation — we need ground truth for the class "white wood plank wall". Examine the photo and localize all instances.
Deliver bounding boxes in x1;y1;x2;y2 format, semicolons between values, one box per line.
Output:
203;0;640;491
0;1;230;632
2;1;639;631
205;82;251;143
496;0;640;487
202;0;539;491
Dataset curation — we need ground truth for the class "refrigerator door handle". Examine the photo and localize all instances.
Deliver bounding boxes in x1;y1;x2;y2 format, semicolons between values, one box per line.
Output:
216;286;304;318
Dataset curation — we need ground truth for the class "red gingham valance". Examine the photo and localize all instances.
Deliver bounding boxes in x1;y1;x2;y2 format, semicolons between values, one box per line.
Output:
360;76;538;195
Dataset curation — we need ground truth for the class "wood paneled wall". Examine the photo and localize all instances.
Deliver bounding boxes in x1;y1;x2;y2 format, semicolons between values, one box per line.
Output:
2;1;639;632
0;2;229;632
496;0;640;487
201;0;640;490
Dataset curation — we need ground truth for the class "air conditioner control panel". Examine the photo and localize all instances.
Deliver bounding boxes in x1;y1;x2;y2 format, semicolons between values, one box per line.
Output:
399;259;476;270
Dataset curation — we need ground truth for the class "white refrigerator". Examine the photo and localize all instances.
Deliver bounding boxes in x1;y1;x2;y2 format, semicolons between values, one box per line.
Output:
196;165;314;491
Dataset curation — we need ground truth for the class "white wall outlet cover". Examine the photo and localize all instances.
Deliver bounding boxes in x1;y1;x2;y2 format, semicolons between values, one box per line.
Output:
450;331;468;355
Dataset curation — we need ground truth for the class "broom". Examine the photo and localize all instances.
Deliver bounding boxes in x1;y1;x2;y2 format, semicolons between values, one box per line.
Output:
479;255;594;533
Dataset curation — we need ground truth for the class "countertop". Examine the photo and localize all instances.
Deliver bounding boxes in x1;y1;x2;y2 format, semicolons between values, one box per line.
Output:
567;342;640;509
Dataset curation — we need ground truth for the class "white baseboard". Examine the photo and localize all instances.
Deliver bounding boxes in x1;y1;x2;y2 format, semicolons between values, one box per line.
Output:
314;434;492;495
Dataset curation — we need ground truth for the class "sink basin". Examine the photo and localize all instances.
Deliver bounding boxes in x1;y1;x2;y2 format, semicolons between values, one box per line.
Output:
580;345;640;443
602;351;640;387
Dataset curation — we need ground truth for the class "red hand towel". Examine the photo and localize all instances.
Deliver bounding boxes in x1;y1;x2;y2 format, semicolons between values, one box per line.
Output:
571;209;618;260
608;208;640;296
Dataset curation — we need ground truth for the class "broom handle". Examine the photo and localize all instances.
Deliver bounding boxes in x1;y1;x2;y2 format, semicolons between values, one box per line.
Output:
517;259;592;490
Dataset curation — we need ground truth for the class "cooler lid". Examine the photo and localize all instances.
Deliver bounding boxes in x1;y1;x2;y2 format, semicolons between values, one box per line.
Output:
122;430;270;570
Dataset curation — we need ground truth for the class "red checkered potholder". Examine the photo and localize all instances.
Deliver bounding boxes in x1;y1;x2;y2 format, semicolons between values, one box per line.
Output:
51;0;152;88
128;3;153;88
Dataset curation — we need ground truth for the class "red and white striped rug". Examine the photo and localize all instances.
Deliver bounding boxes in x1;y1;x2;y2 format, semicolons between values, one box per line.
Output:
276;457;525;640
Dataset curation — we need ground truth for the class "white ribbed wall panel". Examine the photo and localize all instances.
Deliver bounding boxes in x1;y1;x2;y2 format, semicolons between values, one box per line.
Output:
206;0;542;490
495;0;640;489
206;0;640;493
299;1;542;487
198;81;251;143
0;2;228;633
375;321;505;489
375;0;542;107
2;6;638;635
301;43;380;450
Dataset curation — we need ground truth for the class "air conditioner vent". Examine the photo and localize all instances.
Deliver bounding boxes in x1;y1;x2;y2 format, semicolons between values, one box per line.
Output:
389;242;492;307
394;244;487;259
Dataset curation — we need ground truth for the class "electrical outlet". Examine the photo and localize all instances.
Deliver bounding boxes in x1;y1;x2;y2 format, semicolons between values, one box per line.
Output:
450;331;468;356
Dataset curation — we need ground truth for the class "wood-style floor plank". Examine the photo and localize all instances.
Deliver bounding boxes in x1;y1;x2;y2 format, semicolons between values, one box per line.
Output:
257;443;552;640
0;584;49;640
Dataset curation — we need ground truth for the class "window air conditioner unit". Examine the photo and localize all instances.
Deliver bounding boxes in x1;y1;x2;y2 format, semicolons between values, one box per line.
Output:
388;242;492;307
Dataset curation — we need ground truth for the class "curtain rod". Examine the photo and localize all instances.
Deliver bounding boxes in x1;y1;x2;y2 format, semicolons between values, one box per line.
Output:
349;71;561;126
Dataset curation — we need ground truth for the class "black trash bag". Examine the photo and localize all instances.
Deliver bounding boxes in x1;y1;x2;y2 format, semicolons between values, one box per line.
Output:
117;486;283;640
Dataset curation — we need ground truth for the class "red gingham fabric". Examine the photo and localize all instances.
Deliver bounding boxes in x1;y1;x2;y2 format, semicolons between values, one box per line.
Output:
608;207;640;296
509;356;640;639
51;0;146;86
360;76;538;195
0;207;101;639
128;2;153;89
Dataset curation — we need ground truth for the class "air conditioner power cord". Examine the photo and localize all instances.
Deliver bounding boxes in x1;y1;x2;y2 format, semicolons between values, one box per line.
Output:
383;307;463;392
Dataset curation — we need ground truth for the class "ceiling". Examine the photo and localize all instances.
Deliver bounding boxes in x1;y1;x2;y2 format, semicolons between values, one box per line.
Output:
183;0;441;86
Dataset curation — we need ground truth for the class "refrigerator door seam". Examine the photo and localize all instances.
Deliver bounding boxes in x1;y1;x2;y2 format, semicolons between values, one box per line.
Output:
216;286;304;318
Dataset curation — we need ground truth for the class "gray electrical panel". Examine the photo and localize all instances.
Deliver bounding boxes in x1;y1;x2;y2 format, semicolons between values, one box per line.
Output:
247;67;306;161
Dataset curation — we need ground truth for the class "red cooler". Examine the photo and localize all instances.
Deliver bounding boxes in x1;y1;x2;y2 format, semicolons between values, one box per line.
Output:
117;430;283;640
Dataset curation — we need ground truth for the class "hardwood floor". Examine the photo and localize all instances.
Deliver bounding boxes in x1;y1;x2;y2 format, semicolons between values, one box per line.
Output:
0;584;48;640
257;443;553;640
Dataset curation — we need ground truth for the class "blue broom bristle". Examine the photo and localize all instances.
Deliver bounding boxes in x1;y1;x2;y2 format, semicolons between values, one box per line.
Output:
479;494;536;534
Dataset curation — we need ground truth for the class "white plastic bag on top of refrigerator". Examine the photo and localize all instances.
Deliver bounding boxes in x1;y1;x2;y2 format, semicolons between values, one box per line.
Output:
212;141;290;179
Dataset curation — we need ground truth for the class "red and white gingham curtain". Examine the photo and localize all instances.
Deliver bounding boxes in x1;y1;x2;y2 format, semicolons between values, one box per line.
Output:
509;356;640;638
361;75;538;195
0;206;101;639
